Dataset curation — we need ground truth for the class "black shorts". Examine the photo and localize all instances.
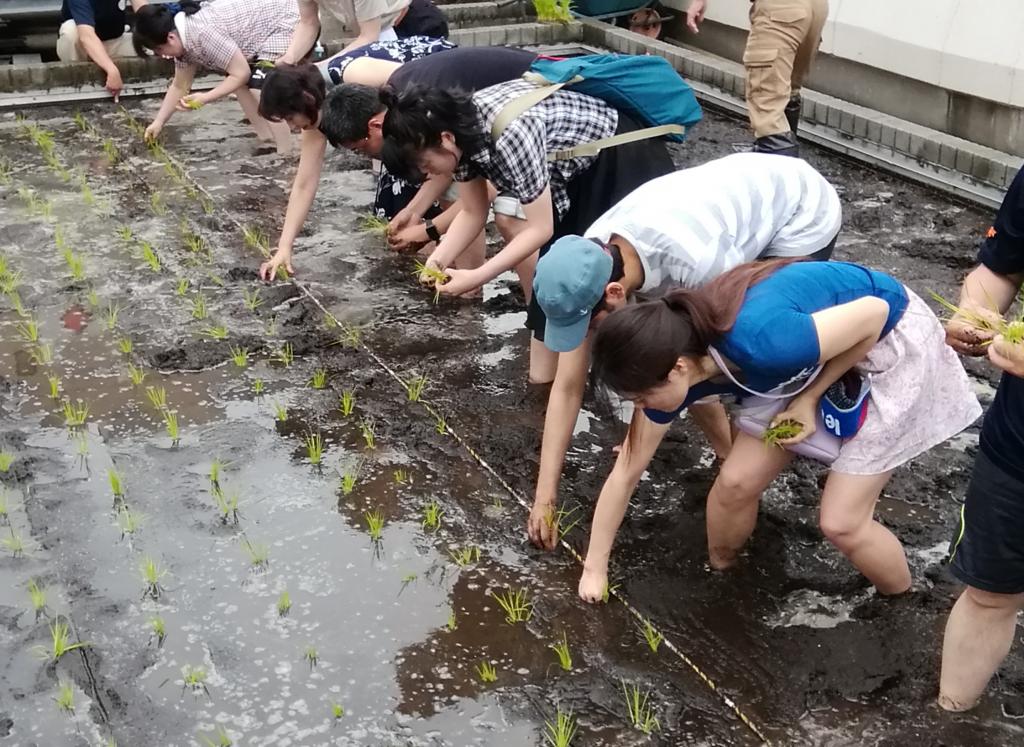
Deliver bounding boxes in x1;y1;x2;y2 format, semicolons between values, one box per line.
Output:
948;449;1024;594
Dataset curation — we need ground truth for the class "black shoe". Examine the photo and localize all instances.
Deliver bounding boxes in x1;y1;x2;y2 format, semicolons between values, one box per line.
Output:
784;96;802;136
752;131;800;157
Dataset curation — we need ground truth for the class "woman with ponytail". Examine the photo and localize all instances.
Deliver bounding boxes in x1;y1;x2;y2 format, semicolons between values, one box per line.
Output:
132;0;299;150
578;259;981;603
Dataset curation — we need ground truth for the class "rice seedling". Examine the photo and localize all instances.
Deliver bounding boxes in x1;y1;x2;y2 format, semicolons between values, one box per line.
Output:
212;487;240;524
359;419;376;450
108;468;126;500
304;645;319;670
446;610;457;631
435;413;448;436
72;110;89;131
0;451;13;472
189;294;208;320
73;432;89;462
181;665;210;697
0;269;22;296
62;398;90;428
27;579;47;617
242;288;263;311
274;342;294;367
149;190;167;215
622;681;660;734
175;277;189;296
413;260;448;302
240;536;270;571
117;337;133;355
102;138;120;165
200;324;229;340
36;617;88;661
309;368;328;389
0;155;11;184
762;420;803;447
140;557;167;599
116;506;143;539
358;212;390;236
149;616;166;646
273;402;287;422
86;289;99;308
184;97;204;110
116;225;134;243
199;727;232;747
183;230;207;257
78;172;95;205
331;703;345;720
476;661;498;683
338;390;355;417
601;581;620;604
16;317;39;343
139;241;161;272
364;510;385;541
265;316;278;337
544;709;578;747
421;500;442;531
338;323;362;348
3;528;24;558
30;343;54;367
205;271;225;288
405;374;427;402
304;431;325;466
200;196;215;215
65;251;86;281
241;225;270;255
549;632;572;671
127;363;147;386
491;587;533;624
393;468;409;485
146;385;167;410
0;490;8;524
55;678;75;716
252;378;265;396
277;590;291;617
449;545;480;567
339;463;360;495
638;617;663;653
163;409;181;444
104;301;121;331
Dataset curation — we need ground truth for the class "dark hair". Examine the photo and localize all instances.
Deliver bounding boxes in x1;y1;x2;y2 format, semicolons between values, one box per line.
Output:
319;84;385;148
258;64;326;123
592;258;797;396
133;1;201;57
590;240;626;317
379;84;485;182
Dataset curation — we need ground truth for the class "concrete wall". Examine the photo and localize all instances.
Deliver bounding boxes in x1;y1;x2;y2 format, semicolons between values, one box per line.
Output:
659;0;1024;158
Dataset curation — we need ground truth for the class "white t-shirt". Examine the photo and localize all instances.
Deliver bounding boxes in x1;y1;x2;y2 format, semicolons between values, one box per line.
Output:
584;152;843;296
319;0;408;27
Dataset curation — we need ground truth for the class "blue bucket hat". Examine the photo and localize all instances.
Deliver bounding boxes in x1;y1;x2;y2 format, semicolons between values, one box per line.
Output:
533;235;613;353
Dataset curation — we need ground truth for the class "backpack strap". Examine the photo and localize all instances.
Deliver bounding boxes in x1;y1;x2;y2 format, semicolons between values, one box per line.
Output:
547;123;685;161
490;75;580;141
706;346;821;400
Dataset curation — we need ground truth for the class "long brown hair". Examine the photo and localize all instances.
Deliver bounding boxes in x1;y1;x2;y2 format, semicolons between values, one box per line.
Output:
592;259;796;396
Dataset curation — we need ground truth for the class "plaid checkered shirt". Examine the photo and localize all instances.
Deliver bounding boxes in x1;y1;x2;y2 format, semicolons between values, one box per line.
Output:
176;0;300;73
455;80;619;219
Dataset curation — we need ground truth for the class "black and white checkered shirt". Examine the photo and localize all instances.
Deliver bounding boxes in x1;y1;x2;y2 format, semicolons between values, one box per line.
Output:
455;80;618;219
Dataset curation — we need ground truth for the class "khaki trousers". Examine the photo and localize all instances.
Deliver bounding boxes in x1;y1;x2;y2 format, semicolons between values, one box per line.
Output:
744;0;828;138
56;20;137;62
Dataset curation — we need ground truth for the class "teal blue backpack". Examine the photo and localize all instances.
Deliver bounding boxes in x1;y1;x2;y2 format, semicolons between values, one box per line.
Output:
491;53;703;160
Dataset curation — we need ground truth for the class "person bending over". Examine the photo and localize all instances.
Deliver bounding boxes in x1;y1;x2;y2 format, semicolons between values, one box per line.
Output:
278;0;413;66
57;0;149;102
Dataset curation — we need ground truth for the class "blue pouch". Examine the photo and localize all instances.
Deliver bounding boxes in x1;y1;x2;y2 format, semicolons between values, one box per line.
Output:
820;372;871;438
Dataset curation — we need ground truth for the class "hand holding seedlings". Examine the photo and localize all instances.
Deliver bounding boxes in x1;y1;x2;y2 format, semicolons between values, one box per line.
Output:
177;93;208;112
578;563;608;604
989;333;1024;377
435;267;485;298
259;247;294;282
764;402;814;445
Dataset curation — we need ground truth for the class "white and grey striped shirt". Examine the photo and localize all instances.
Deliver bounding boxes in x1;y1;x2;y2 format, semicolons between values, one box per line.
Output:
584;152;843;295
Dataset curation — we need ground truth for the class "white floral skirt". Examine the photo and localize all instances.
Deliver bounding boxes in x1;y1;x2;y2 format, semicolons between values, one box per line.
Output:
831;287;982;475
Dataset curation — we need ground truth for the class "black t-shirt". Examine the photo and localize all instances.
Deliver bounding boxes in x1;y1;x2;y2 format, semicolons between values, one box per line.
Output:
387;46;537;94
62;0;128;42
394;0;449;40
978;165;1024;481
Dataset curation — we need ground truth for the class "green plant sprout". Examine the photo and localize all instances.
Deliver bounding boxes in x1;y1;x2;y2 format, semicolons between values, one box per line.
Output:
149;190;167;215
73;433;89;462
127;363;147;386
27;579;47;617
339;390;355;417
0;451;13;472
3;528;24;558
200;324;229;340
212;487;241;524
304;645;319;670
310;368;328;389
199;727;232;747
149;616;166;646
550;632;572;671
622;681;660;734
0;489;8;524
273;402;288;422
277;589;291;617
104;301;121;331
72;111;90;131
449;545;481;567
359;419;376;450
413;260;448;302
182;665;210;697
446;610;458;632
140;241;161;272
116;506;143;539
304;431;325;466
163;409;181;444
190;294;209;320
175;277;189;296
601;581;620;604
422;500;442;531
86;289;99;309
116;225;134;243
331;703;345;720
252;378;265;396
275;342;294;367
243;288;263;311
435;413;448;436
364;510;385;541
64;251;86;281
339;463;360;495
31;343;54;367
393;468;409;485
358;212;390;236
140;557;167;599
265;316;278;337
78;172;95;205
117;337;133;355
208;459;224;489
405;374;427;402
762;420;803;447
146;385;167;410
62;399;89;428
200;196;215;215
16;318;39;343
241;537;270;571
36;617;88;661
544;709;578;747
108;469;125;500
338;323;362;348
638;617;663;653
242;225;270;255
0;155;11;184
491;587;533;624
55;678;75;716
476;661;498;683
102;137;120;165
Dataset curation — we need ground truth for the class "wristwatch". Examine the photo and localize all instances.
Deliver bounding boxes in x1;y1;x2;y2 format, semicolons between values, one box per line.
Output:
424;218;442;243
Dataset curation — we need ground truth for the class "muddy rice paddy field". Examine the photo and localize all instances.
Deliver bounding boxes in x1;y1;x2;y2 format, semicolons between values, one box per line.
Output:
0;95;1020;747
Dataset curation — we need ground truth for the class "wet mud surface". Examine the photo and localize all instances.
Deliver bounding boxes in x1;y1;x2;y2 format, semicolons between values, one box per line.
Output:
0;93;1019;747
